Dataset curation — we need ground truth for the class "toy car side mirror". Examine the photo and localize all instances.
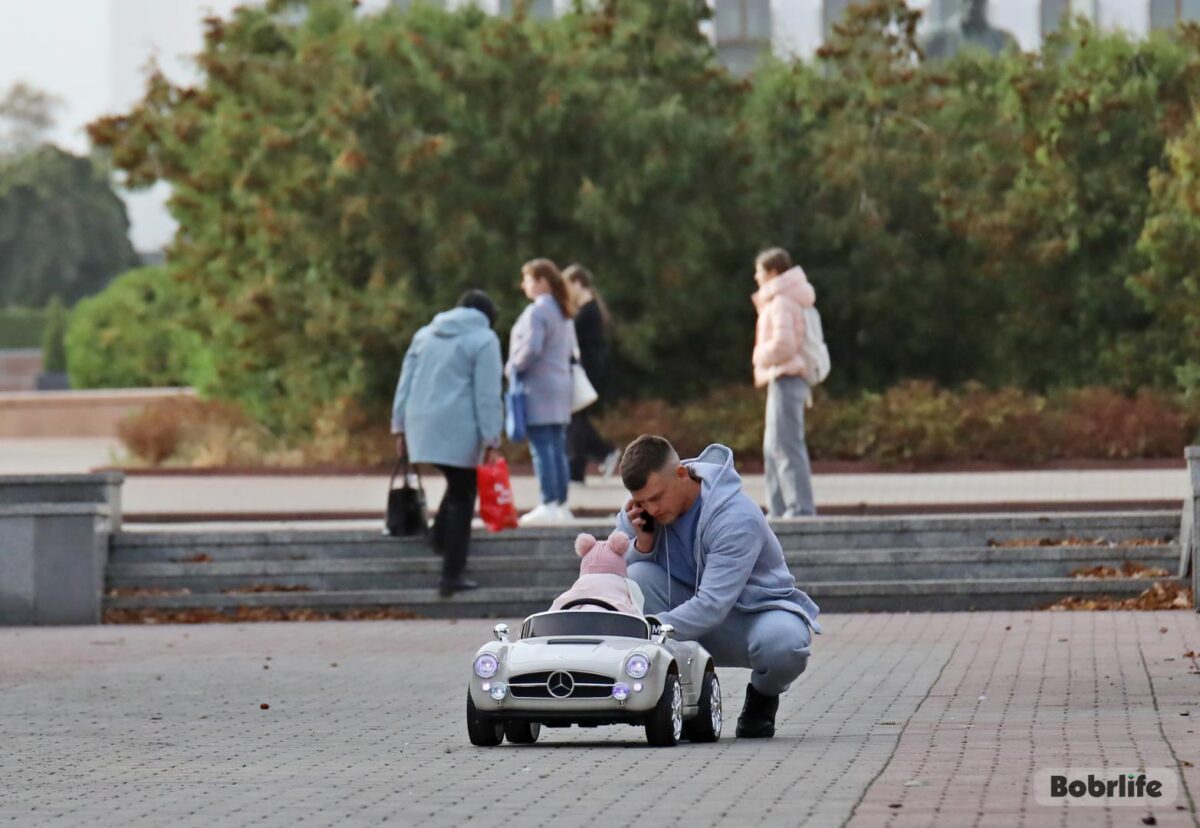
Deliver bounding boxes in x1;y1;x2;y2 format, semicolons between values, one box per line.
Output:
493;623;510;642
657;623;675;644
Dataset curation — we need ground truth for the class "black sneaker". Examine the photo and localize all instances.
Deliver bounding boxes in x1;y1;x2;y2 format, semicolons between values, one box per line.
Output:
438;577;479;598
735;683;779;738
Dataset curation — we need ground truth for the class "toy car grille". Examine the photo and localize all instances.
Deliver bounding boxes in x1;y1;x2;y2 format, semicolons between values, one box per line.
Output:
508;670;615;699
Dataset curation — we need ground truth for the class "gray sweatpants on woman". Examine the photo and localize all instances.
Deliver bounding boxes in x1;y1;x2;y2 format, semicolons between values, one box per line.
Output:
764;375;816;517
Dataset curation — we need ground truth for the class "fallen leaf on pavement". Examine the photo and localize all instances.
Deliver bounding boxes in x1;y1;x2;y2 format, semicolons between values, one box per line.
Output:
1045;584;1194;612
1070;562;1171;580
103;607;424;624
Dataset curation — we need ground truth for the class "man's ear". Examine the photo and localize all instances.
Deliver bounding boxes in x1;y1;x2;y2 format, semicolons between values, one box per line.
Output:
675;464;689;480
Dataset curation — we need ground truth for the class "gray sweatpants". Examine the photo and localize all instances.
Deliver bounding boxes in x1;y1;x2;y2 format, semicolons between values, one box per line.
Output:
764;374;816;517
629;560;812;695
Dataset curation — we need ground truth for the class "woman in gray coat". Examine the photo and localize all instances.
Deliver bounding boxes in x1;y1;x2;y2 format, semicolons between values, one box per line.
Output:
392;290;503;596
507;258;576;524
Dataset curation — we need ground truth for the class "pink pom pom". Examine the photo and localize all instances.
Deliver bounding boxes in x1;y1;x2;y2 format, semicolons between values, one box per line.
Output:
575;533;597;557
607;530;629;555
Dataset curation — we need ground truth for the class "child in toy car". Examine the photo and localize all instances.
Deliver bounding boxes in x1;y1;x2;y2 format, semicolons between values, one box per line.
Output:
548;530;644;615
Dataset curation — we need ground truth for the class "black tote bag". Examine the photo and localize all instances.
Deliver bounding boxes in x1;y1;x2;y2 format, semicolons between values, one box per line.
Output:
385;457;428;537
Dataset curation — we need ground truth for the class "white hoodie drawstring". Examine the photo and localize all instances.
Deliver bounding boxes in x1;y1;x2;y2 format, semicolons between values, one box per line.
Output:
661;508;703;612
664;531;671;609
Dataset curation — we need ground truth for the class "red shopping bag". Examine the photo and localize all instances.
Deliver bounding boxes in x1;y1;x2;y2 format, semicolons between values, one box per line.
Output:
477;456;519;532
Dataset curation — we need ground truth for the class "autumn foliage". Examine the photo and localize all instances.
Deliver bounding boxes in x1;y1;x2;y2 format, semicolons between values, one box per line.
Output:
84;0;1200;445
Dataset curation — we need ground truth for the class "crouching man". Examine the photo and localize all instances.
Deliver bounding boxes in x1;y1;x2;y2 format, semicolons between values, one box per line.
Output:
615;435;819;738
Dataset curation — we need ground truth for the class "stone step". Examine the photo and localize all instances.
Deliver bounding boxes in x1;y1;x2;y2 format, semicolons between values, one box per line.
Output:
102;576;1186;617
105;544;1182;594
108;511;1182;564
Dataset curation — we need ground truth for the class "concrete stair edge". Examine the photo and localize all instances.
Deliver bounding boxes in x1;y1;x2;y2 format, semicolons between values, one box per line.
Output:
109;510;1182;548
103;577;1185;611
106;544;1181;583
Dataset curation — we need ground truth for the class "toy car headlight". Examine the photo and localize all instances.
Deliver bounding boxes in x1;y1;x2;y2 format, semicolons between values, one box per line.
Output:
624;653;650;679
473;653;499;678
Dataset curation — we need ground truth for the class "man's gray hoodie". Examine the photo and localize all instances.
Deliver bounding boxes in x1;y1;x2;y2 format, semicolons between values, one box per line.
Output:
616;444;821;641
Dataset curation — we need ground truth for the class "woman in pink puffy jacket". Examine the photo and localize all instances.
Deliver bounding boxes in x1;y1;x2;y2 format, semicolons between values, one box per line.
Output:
751;247;817;517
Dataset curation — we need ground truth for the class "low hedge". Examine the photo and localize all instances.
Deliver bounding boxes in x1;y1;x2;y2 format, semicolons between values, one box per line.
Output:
117;381;1200;469
65;266;215;390
0;307;45;349
594;381;1200;467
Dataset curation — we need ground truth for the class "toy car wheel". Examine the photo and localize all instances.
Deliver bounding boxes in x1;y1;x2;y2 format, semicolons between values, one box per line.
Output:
645;673;683;747
683;670;722;743
466;691;504;747
504;720;541;744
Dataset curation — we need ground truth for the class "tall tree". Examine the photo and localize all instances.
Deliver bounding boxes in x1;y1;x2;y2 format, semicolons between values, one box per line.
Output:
0;146;141;306
90;0;743;429
0;82;60;156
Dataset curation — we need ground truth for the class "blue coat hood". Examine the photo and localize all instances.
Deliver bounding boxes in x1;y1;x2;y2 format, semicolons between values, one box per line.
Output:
429;306;489;338
391;307;503;468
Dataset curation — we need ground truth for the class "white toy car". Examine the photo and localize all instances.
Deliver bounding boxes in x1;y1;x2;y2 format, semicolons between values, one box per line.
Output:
465;606;722;747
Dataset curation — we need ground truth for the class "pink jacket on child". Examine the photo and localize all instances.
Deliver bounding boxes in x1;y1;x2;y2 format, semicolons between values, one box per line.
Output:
751;265;816;389
550;531;641;616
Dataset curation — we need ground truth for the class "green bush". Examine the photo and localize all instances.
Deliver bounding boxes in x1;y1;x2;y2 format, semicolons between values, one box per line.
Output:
0;306;44;348
807;391;877;460
65;266;214;389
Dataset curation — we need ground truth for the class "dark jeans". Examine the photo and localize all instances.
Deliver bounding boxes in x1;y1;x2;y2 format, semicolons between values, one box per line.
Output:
431;464;477;582
568;410;613;482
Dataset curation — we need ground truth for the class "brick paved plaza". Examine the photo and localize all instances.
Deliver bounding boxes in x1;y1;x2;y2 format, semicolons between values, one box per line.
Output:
2;612;1198;827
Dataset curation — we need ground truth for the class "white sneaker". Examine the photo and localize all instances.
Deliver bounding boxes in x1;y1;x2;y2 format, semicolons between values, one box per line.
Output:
519;503;555;526
600;448;622;479
556;503;575;521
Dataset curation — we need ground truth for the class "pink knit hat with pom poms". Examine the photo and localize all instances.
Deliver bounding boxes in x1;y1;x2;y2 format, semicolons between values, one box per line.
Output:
575;531;630;578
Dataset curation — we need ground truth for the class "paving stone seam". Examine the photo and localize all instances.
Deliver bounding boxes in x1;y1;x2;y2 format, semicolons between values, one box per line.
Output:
960;612;1035;828
789;614;952;828
840;615;961;827
1136;643;1200;825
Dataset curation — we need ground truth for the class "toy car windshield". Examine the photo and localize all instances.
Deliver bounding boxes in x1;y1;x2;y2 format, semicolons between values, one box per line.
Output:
521;611;650;640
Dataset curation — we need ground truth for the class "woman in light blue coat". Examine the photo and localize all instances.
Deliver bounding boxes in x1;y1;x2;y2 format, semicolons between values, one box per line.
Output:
392;290;503;596
507;258;576;524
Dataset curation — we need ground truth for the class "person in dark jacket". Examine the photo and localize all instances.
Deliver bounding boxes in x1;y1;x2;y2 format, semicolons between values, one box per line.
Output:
392;290;503;596
564;264;619;483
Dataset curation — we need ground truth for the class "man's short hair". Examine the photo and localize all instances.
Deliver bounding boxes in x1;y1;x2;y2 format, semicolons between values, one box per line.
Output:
620;435;679;491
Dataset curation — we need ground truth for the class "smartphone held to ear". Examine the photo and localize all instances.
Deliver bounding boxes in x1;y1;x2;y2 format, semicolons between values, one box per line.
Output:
639;511;656;533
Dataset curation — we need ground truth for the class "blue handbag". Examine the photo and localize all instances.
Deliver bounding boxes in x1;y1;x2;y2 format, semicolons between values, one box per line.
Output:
505;376;528;442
